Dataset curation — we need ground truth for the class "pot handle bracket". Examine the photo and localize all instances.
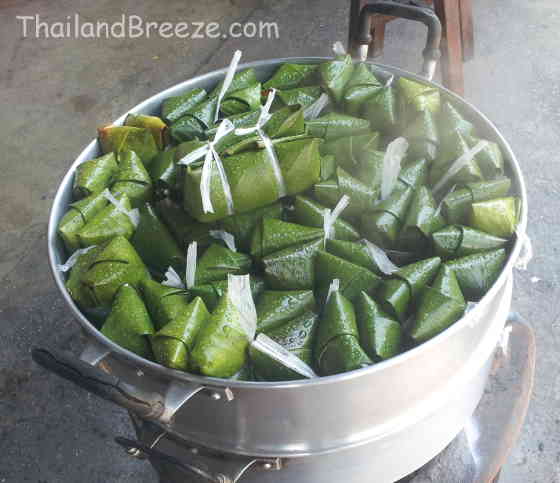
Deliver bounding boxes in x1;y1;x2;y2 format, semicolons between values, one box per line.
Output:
353;0;442;80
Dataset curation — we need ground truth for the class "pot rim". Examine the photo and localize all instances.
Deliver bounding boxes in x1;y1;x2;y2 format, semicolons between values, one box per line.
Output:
48;56;528;389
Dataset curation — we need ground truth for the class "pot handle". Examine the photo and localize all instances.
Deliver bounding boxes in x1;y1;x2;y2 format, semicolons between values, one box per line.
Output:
354;0;442;80
32;347;165;420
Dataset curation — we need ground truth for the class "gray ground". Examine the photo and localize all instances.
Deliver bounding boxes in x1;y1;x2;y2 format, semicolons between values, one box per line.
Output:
0;0;558;482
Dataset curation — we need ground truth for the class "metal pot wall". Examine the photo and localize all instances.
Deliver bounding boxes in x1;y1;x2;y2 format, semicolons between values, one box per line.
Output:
35;3;529;481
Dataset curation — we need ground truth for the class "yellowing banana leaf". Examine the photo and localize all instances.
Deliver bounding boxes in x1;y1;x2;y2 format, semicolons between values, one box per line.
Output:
58;192;108;253
445;248;506;300
263;64;318;90
432;224;508;259
101;284;154;358
251;218;323;259
355;291;401;360
73;153;118;199
469;197;519;238
150;297;210;371
76;193;136;247
315;291;372;376
441;177;512;224
195;243;252;286
81;236;150;308
131;203;184;274
343;63;383;115
306;112;370;140
319;54;355;104
360;186;414;249
98;125;159;166
184;138;321;223
250;311;318;381
161;88;207;124
256;290;315;332
292;195;360;241
262;238;323;290
124;114;167;150
111;151;153;208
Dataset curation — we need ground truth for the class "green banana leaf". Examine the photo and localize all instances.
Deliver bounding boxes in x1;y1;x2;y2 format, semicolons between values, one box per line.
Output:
81;236;150;308
131;203;184;274
362;85;398;133
169;96;218;142
315;250;381;302
76;193;136;247
306;112;370;140
58;192;108;253
251;311;318;381
220;83;262;117
396;158;429;190
315;291;372;376
141;279;191;330
262;238;323;290
439;101;474;140
322;132;380;174
319;54;354;104
149;148;179;200
251;218;323;259
470;197;519;238
256;290;315;332
471;139;504;178
98;125;159;166
445;248;507;300
101;284;154;358
403;109;439;161
73;153;118;199
263;63;318;90
432;264;466;306
190;284;252;378
65;245;103;309
399;186;446;252
195;243;252;286
184;138;321;223
277;86;322;108
292;195;360;241
398;77;441;115
230;363;255;381
210;68;259;98
150;297;210;371
124;114;167;150
156;199;216;250
325;239;385;275
320;154;336;181
218;202;283;252
432;224;508;259
161;88;207;124
354;147;385;191
378;257;441;321
360;186;414;249
355;291;401;360
111;151;153;208
343;63;383;115
190;276;264;312
441;177;512;224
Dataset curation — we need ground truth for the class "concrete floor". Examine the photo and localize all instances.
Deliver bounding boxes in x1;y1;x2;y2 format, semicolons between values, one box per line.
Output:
0;0;558;482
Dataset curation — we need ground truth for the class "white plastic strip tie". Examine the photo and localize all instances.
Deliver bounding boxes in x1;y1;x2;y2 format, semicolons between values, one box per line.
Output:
209;230;237;252
214;50;242;123
102;189;140;227
380;137;409;200
57;245;96;272
235;89;287;198
326;278;340;304
323;195;350;244
185;241;197;290
332;41;347;56
162;266;185;289
228;274;258;340
303;93;330;120
433;140;488;195
514;229;533;270
362;239;399;275
252;334;317;379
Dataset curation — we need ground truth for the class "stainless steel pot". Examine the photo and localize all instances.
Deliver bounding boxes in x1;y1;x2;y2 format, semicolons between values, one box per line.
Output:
35;3;529;482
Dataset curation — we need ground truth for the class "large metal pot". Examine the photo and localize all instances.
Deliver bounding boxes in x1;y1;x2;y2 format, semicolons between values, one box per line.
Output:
35;3;528;481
